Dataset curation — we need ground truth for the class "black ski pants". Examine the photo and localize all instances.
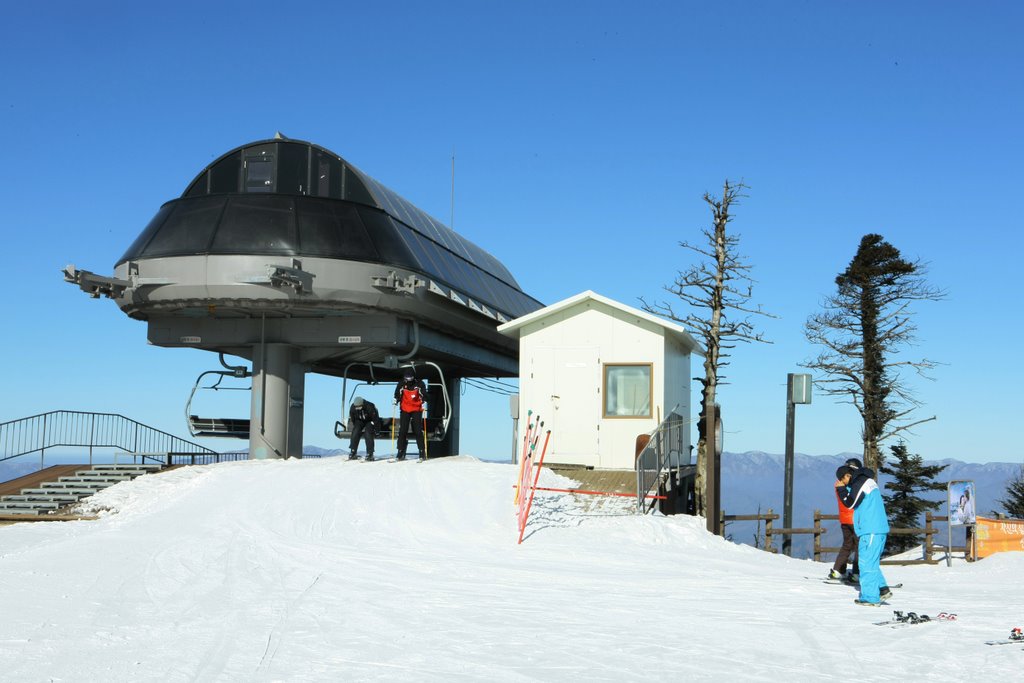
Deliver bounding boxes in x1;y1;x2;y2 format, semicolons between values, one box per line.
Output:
833;523;859;575
349;420;375;457
397;410;425;457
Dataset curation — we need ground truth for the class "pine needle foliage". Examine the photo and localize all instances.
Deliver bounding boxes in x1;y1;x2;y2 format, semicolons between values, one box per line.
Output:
880;441;947;555
998;465;1024;519
803;234;945;471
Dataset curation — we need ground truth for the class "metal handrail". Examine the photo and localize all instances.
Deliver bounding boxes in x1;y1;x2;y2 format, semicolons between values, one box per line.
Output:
0;410;217;466
635;410;690;513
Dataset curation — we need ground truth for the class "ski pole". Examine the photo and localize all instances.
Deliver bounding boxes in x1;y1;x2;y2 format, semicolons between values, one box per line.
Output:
514;414;534;504
423;412;429;461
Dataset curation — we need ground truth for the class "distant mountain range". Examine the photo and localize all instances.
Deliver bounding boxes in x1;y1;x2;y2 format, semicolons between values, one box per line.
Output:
719;451;1022;558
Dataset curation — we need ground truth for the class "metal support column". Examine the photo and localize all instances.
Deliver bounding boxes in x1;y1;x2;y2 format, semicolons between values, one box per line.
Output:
783;374;796;556
250;343;305;460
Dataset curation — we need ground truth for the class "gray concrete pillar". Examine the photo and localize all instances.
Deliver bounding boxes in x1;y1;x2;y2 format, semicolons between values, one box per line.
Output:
446;377;460;456
249;343;305;459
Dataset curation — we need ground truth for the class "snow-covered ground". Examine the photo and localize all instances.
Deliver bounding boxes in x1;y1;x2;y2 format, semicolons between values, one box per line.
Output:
0;456;1020;682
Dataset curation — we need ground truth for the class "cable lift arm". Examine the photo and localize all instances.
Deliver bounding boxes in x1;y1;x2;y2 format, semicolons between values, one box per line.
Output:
185;355;252;439
63;264;130;299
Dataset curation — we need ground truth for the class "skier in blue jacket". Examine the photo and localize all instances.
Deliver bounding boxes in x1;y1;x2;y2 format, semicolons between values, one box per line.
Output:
840;458;892;605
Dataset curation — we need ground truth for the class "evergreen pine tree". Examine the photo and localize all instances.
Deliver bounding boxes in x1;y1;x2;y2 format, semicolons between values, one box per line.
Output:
880;441;947;555
803;235;944;471
998;465;1024;519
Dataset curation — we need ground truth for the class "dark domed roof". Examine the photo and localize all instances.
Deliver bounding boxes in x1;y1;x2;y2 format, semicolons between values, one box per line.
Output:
117;138;539;319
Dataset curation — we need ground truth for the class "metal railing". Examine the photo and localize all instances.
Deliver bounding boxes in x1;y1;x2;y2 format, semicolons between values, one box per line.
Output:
0;410;218;468
635;410;690;513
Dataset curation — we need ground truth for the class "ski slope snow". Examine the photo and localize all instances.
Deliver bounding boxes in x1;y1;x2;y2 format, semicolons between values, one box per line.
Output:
0;456;1020;681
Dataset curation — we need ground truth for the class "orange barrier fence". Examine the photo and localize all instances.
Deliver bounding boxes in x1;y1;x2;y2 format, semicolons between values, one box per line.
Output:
974;516;1024;559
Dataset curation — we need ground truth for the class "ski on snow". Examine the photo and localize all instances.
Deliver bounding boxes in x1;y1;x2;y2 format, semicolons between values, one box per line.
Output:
872;610;956;628
985;628;1024;646
810;576;904;591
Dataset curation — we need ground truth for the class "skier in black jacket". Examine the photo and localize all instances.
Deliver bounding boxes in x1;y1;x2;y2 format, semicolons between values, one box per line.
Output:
348;396;380;461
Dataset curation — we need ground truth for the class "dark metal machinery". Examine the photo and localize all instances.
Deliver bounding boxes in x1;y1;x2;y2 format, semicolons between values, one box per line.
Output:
65;135;542;458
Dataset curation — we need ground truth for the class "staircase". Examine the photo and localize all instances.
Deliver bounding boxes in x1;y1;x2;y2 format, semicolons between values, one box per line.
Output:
0;463;163;517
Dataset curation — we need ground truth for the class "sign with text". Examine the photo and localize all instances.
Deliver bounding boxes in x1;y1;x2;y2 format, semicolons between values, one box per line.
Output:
974;516;1024;559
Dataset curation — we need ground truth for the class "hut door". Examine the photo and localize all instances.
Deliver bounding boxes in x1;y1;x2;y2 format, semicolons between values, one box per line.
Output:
546;346;600;465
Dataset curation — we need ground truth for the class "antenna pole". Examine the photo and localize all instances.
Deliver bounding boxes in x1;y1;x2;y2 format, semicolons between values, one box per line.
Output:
450;147;455;229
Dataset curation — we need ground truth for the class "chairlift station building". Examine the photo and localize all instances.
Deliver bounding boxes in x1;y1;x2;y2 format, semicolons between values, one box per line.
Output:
66;136;543;459
66;137;703;469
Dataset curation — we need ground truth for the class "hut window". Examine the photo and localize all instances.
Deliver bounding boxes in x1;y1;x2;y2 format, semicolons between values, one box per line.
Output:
603;363;652;418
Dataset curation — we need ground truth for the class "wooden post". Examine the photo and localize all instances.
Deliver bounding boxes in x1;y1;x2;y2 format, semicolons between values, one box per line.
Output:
813;510;822;562
705;400;721;535
765;508;774;553
924;512;934;562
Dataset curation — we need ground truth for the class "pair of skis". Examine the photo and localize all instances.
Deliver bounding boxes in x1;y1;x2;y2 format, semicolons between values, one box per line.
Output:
814;576;904;591
986;628;1024;646
873;610;955;628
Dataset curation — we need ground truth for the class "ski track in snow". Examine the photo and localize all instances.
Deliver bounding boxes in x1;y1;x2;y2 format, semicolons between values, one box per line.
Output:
0;456;1022;681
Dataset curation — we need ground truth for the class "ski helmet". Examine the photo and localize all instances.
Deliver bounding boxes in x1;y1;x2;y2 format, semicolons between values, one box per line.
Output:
845;457;863;470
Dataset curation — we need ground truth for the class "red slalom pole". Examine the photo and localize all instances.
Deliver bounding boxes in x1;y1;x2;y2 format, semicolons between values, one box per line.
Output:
514;414;538;504
518;429;552;544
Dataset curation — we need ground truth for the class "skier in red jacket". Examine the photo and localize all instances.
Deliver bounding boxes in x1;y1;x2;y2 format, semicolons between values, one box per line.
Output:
393;368;427;461
829;465;860;581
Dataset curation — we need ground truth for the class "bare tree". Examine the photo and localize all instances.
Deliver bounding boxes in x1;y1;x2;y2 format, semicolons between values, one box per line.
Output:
803;234;945;471
642;180;774;516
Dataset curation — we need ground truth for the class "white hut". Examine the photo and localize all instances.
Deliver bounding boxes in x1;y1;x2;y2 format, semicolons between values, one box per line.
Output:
497;290;704;470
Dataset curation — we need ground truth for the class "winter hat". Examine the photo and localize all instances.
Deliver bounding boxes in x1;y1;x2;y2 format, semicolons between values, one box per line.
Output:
353;396;364;407
845;457;863;470
836;465;851;480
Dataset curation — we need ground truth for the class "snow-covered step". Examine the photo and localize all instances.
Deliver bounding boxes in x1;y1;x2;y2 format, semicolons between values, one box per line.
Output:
4;494;80;503
17;488;91;499
0;507;42;516
47;479;108;488
58;476;125;485
38;485;108;496
73;471;136;480
91;464;163;473
0;501;61;511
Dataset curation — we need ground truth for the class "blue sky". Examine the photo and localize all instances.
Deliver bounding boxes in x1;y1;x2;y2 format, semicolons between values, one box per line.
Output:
2;1;1021;464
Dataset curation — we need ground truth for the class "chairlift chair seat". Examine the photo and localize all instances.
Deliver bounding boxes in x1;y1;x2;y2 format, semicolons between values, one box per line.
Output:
188;415;251;439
